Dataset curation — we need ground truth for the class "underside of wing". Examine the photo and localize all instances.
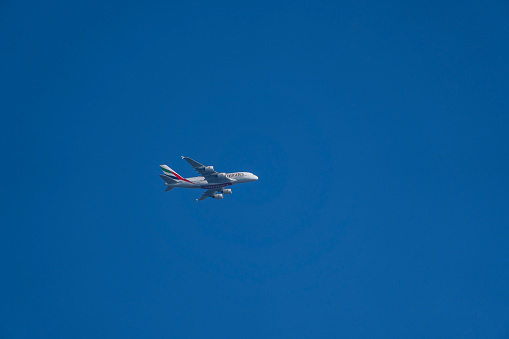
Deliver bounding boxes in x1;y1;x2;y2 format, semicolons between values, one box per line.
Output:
182;156;232;183
197;189;216;201
182;156;216;176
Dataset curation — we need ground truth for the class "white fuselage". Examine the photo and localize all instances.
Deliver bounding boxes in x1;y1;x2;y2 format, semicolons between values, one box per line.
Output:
164;172;258;189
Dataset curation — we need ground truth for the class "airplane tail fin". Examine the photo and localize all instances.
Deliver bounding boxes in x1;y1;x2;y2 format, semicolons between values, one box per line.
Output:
159;164;193;184
159;165;182;180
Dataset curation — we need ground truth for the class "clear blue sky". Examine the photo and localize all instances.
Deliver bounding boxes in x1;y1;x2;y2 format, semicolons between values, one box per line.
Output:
1;1;509;338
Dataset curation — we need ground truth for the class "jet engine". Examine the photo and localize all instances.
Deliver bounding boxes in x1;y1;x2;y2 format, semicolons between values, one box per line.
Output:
218;172;227;177
213;193;223;199
222;189;232;194
203;166;214;172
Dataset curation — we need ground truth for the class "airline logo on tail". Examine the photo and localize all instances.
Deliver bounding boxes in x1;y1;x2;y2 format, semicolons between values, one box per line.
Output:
159;165;193;184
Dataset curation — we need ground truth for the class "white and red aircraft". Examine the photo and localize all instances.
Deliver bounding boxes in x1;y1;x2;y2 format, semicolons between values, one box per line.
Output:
159;156;258;201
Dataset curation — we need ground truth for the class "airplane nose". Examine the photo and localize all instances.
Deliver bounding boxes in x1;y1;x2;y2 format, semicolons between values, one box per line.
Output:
253;175;258;181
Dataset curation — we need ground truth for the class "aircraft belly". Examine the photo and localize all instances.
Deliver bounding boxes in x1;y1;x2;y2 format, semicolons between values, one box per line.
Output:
177;182;199;188
200;182;233;190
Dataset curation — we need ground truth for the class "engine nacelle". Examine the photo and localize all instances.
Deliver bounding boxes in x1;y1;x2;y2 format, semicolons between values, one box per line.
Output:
222;189;232;194
203;166;214;172
213;193;223;199
218;172;226;177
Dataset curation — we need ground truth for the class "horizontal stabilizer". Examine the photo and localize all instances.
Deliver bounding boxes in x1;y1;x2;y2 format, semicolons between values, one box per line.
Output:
159;174;177;184
165;186;174;192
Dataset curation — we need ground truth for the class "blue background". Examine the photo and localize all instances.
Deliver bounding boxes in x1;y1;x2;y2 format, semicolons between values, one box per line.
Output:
1;1;509;337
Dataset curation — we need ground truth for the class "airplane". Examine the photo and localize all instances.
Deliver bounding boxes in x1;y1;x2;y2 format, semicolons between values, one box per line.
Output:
159;156;258;201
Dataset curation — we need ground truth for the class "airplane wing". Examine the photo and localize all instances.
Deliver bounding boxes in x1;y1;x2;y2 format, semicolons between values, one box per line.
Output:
197;189;216;201
182;156;233;183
